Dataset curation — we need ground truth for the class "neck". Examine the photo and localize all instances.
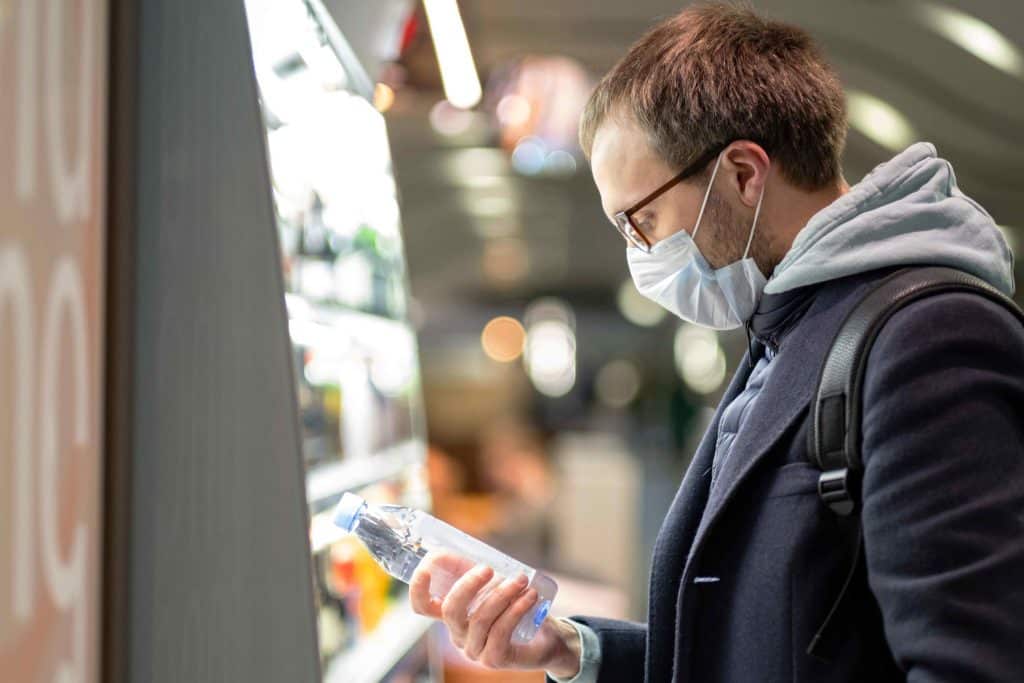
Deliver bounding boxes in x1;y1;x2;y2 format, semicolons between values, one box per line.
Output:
763;177;849;274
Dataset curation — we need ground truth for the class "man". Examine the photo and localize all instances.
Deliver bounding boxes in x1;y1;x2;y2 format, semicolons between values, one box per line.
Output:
410;4;1024;681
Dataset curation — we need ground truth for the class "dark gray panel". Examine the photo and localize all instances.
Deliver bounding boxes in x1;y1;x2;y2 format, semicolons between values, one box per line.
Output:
127;0;319;680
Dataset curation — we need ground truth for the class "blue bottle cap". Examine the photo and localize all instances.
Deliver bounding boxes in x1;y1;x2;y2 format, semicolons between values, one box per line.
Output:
334;492;367;532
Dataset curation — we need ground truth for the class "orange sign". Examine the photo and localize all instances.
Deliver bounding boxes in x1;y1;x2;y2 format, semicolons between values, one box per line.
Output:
0;1;108;681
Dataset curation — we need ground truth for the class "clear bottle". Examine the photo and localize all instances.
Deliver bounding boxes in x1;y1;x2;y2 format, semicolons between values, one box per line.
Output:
334;492;557;644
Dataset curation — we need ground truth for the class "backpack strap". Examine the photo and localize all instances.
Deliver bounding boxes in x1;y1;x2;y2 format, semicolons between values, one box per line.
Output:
808;265;1024;516
805;265;1024;660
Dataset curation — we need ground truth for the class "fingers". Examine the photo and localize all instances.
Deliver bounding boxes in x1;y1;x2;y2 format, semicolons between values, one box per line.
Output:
441;564;495;646
423;551;477;577
477;587;539;669
407;554;542;670
409;552;475;618
462;574;530;659
409;564;441;618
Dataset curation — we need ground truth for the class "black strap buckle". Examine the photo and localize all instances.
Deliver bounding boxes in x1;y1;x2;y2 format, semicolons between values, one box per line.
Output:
818;468;856;516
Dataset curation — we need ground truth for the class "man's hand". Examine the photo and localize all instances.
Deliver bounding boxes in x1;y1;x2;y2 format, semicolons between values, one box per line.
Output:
409;553;581;677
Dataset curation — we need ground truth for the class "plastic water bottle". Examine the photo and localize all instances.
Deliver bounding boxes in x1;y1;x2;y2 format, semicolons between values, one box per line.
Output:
334;492;557;644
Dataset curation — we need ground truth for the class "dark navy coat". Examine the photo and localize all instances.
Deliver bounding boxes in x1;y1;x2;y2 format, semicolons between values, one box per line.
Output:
557;269;1024;682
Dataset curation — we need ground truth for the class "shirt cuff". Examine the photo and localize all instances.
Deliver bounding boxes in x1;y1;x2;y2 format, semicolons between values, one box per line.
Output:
546;618;602;683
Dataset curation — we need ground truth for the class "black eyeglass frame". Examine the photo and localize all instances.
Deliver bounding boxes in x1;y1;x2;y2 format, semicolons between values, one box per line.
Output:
612;143;730;252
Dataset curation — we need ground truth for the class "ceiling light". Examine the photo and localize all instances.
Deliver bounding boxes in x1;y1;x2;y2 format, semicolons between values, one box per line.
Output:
915;2;1024;79
846;90;917;152
422;0;483;109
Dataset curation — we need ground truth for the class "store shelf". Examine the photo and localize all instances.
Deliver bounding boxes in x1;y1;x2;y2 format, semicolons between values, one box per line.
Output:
285;292;411;331
306;438;425;512
323;597;433;683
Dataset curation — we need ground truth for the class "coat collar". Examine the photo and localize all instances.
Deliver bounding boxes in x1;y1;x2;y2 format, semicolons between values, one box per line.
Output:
749;282;818;352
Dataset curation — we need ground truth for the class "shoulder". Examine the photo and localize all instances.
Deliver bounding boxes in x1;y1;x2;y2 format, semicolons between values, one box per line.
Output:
859;288;1024;459
871;289;1024;367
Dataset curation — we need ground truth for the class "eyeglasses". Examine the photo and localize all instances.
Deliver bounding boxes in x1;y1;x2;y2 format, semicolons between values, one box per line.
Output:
612;144;728;252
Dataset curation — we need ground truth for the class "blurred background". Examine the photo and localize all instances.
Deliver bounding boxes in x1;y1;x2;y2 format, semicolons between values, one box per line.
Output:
1;1;1021;682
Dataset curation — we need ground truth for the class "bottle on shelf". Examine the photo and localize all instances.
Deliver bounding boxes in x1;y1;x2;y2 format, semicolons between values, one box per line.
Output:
334;492;557;644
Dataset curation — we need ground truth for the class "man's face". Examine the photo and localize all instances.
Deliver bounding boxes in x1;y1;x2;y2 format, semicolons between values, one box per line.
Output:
590;118;748;270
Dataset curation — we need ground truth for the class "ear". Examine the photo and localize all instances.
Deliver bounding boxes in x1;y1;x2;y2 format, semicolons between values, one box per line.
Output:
719;141;771;209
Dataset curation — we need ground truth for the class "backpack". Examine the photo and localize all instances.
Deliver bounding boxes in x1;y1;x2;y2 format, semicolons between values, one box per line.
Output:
804;266;1024;660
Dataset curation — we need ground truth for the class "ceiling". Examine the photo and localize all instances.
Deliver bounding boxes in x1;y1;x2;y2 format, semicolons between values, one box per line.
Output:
375;0;1024;344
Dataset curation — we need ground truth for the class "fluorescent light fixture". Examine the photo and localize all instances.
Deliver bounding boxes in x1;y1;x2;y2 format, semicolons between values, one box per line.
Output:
423;0;483;109
915;2;1024;79
846;90;917;152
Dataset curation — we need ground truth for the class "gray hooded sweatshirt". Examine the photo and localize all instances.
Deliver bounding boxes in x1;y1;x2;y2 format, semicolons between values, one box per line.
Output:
712;140;1014;489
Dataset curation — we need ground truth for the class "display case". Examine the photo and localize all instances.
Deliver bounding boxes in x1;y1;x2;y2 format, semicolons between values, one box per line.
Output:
244;1;432;679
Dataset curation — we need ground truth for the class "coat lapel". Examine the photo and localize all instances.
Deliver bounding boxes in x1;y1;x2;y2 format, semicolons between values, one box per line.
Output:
683;298;839;580
667;292;843;679
658;352;754;567
645;354;754;681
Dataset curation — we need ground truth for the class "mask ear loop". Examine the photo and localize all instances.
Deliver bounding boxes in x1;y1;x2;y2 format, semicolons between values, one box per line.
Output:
742;166;769;260
690;151;725;242
742;165;770;370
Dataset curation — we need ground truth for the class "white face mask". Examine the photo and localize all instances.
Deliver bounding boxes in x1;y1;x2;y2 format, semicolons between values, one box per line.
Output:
627;151;768;330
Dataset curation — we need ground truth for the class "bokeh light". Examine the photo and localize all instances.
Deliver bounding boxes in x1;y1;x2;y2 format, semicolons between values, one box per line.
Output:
674;323;727;395
481;316;527;362
595;360;641;408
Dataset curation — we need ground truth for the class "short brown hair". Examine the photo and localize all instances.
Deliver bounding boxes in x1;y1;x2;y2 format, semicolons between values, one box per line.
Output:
580;2;847;190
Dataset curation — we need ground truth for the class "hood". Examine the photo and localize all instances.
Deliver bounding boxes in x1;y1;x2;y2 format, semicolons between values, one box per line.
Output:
764;142;1015;297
